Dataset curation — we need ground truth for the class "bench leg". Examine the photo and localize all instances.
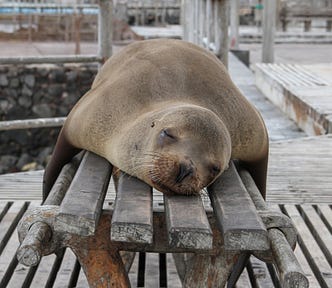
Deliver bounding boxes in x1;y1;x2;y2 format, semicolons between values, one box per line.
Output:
227;252;250;288
120;251;136;273
173;252;239;288
68;214;131;288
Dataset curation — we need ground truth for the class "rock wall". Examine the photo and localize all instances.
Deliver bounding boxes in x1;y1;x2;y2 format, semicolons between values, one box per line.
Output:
0;64;98;174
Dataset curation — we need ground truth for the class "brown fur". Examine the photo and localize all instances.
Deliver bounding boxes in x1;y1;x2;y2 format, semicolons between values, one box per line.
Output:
43;39;268;199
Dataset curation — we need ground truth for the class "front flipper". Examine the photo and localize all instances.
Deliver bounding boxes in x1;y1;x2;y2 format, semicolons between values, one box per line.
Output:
240;153;268;199
43;128;81;201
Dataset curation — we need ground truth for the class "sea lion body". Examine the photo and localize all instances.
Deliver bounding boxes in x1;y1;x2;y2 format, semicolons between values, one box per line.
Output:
44;39;268;199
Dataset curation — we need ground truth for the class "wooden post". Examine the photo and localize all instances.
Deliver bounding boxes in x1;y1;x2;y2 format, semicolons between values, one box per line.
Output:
135;0;139;25
28;13;32;43
161;1;166;26
98;0;113;63
74;13;82;55
154;1;159;26
215;0;229;68
189;0;195;43
194;0;199;44
206;0;212;48
181;0;188;41
230;0;239;49
262;0;276;63
199;0;205;46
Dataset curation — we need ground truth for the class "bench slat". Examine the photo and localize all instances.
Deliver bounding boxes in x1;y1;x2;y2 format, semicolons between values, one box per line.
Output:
208;162;269;251
56;152;112;236
164;194;212;250
111;172;153;244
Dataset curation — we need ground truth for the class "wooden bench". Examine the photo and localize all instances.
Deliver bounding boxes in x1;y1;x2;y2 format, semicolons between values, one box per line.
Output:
279;7;332;32
16;151;309;287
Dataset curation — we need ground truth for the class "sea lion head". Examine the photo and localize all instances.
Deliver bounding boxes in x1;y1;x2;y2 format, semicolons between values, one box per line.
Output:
113;104;231;196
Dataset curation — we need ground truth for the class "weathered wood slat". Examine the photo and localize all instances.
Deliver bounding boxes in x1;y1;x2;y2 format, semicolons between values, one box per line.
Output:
0;201;28;254
52;248;79;288
56;152;112;236
269;228;309;288
127;252;139;288
283;204;332;288
298;205;332;266
271;204;321;288
76;267;89;287
164;194;212;250
0;202;11;222
208;162;268;251
316;204;332;232
29;254;58;287
294;246;321;288
247;256;275;288
44;154;83;206
111;173;153;244
17;158;81;267
0;201;29;287
4;201;40;287
167;254;182;288
144;253;159;287
234;265;252;288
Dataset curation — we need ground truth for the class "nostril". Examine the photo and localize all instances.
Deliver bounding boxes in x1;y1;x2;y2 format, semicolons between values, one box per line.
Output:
211;164;221;175
175;163;194;183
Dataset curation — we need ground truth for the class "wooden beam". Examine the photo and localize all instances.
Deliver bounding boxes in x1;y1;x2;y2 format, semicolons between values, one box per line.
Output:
164;194;212;250
111;172;153;244
208;162;269;251
56;152;112;236
262;0;276;63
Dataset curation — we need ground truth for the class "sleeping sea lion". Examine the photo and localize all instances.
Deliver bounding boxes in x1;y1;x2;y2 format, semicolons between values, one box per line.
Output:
43;39;268;199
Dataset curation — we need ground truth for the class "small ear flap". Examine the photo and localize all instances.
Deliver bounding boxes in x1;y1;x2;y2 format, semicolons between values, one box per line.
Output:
43;129;81;201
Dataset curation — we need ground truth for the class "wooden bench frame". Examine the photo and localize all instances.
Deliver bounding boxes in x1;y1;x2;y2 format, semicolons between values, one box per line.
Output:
279;7;332;32
16;151;309;287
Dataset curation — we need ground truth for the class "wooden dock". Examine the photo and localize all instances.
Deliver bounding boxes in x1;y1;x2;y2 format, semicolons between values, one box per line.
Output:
1;55;332;287
255;62;332;136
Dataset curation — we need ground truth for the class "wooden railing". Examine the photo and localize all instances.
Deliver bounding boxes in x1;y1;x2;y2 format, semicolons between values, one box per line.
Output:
181;0;229;68
0;0;112;132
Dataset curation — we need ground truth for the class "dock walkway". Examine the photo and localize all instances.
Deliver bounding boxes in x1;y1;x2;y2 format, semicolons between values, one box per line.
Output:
0;54;331;287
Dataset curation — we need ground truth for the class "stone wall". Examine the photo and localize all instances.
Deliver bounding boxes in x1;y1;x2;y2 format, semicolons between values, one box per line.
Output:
0;64;98;174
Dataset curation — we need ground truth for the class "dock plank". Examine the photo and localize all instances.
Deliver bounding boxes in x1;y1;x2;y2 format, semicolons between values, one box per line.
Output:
29;254;58;287
267;135;332;204
166;254;182;288
52;248;78;288
5;202;41;287
283;204;332;288
0;201;27;255
255;62;332;135
128;252;139;288
294;246;321;288
0;202;29;287
145;253;159;287
298;205;332;266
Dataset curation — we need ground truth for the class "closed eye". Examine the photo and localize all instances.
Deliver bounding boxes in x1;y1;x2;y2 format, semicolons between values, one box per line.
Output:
161;129;176;140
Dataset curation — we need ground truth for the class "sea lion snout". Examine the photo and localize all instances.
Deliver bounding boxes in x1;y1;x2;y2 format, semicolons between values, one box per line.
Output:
147;153;201;195
175;161;195;184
